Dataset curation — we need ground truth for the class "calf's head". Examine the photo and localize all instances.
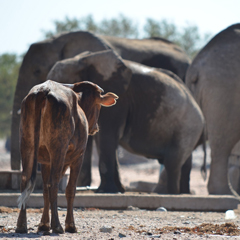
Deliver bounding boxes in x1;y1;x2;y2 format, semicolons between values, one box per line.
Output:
64;81;118;135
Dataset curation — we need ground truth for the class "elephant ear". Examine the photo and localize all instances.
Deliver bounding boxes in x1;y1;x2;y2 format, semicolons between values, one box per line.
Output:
81;49;132;95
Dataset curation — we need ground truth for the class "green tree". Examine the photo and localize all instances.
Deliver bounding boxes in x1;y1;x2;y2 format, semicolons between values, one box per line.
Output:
0;53;21;137
97;14;138;38
43;14;139;39
43;15;211;59
144;18;178;42
79;15;98;33
144;19;211;59
44;16;80;38
179;24;201;59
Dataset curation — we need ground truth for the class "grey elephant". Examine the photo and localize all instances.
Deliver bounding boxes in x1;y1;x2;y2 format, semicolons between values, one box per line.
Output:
47;49;204;194
186;23;240;195
11;31;190;170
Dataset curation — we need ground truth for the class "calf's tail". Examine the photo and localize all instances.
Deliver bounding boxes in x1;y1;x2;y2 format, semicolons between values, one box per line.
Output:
18;90;48;209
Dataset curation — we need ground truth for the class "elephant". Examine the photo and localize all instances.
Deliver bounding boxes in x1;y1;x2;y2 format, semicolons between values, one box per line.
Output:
101;35;190;81
47;49;205;194
11;31;191;170
185;23;240;195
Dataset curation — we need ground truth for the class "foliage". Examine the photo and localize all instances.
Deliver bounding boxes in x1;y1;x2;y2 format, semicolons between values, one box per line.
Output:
144;19;211;58
0;54;21;137
44;16;80;38
43;14;138;39
144;18;178;42
96;14;139;38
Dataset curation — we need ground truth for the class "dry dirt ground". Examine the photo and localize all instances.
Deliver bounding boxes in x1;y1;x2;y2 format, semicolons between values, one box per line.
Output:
1;207;240;239
1;140;240;239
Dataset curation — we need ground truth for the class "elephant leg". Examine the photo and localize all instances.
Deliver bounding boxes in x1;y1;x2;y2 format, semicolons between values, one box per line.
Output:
180;155;192;194
96;132;124;193
154;155;192;194
38;164;51;232
163;149;185;194
153;167;168;194
77;136;93;187
166;167;181;194
11;107;21;170
208;149;232;195
114;157;125;193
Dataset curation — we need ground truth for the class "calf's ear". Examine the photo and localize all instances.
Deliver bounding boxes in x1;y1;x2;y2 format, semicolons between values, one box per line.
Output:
100;93;119;107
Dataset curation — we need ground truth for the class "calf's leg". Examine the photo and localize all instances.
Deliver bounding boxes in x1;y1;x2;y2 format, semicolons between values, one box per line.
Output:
16;207;27;233
65;159;83;233
16;134;35;233
48;152;66;234
38;164;51;232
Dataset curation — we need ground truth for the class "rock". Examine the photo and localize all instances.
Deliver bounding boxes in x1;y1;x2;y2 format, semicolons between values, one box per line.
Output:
127;206;140;211
99;226;112;233
225;210;237;220
119;232;126;238
148;235;161;238
156;207;167;212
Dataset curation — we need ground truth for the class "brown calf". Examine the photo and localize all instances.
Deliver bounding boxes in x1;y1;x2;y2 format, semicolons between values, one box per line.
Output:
16;80;118;234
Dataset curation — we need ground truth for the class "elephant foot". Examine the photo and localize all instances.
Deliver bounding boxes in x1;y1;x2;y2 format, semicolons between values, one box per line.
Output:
38;222;50;232
77;175;91;187
96;183;124;193
15;225;28;234
208;187;232;195
208;182;232;195
153;184;168;194
65;223;77;233
117;184;125;193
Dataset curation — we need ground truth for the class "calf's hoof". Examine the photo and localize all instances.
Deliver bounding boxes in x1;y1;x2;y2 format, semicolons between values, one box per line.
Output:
65;223;77;233
52;225;64;234
15;226;27;234
38;222;50;232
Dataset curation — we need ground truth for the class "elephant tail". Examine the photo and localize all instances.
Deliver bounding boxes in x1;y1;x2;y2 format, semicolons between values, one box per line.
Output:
200;128;207;181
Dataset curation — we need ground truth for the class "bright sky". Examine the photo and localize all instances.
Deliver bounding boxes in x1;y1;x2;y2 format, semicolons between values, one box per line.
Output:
0;0;239;55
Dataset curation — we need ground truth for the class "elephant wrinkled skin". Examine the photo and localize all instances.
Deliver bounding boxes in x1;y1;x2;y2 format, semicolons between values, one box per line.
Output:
11;31;190;170
186;23;240;195
47;50;204;194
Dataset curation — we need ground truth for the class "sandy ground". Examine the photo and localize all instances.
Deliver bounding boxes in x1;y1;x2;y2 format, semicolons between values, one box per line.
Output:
1;207;240;239
1;139;240;239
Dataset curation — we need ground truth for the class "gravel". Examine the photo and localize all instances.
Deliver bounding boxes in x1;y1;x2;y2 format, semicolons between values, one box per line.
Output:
1;207;240;239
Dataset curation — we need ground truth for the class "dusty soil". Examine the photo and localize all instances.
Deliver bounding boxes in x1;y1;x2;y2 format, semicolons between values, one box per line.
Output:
1;140;240;239
1;207;240;239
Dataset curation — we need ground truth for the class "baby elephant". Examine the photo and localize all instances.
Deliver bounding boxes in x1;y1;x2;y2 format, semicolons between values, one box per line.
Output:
16;80;118;234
